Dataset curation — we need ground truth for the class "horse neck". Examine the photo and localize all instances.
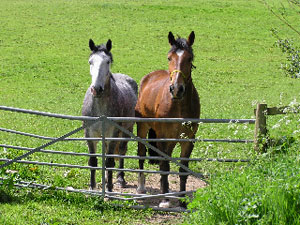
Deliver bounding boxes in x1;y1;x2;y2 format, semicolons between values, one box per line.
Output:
185;78;195;96
104;72;113;90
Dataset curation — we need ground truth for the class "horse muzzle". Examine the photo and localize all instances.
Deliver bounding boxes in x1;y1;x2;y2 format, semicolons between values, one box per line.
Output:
91;86;104;97
169;84;185;100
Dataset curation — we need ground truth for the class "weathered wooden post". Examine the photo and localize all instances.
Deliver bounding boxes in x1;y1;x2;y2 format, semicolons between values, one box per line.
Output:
254;103;268;152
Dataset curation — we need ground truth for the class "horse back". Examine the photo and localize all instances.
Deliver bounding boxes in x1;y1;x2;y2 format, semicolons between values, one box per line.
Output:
82;73;137;118
112;73;138;115
113;73;138;96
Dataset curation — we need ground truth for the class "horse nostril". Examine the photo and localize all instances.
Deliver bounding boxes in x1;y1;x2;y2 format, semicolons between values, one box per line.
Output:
178;85;184;94
91;86;104;96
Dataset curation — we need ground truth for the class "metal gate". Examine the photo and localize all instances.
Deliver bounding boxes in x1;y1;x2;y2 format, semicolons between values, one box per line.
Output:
0;106;254;212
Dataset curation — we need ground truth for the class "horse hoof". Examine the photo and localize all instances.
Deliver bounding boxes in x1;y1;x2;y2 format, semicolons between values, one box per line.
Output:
137;187;147;194
106;184;113;192
89;186;96;191
179;201;187;209
115;180;127;188
159;200;170;208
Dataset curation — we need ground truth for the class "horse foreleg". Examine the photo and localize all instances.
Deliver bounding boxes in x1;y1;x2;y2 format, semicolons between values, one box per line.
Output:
106;141;117;192
158;142;172;208
178;141;194;208
137;122;148;194
116;133;128;188
87;141;98;190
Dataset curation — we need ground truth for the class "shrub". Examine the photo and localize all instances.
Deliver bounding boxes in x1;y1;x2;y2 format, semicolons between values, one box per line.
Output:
275;37;300;78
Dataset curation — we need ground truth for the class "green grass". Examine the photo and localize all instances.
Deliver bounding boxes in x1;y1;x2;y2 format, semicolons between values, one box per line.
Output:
0;0;300;224
0;189;155;225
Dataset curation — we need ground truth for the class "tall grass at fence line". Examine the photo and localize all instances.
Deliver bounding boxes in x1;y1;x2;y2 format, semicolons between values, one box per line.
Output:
185;138;300;225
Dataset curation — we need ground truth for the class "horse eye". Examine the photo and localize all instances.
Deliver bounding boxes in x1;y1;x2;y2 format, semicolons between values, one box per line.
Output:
107;61;110;65
167;57;171;61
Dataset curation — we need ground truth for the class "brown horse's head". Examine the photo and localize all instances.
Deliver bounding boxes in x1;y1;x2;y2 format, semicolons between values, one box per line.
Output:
168;31;195;100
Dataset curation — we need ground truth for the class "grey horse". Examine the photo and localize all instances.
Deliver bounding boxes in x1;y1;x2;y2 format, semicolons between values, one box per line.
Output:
82;39;138;191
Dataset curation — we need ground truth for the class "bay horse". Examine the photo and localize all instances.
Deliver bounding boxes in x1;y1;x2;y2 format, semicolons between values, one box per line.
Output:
82;39;138;191
135;31;200;208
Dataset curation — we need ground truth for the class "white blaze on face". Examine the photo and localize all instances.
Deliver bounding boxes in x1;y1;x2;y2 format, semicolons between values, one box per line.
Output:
172;49;185;84
89;52;111;90
176;49;184;58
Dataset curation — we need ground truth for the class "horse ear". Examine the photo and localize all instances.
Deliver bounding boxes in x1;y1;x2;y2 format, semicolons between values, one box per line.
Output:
168;32;176;46
106;39;112;52
187;31;195;46
89;39;96;51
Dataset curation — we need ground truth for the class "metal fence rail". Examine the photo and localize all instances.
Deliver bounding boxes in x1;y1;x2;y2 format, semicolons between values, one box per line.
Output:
0;144;251;163
0;127;254;143
0;158;195;176
0;106;256;124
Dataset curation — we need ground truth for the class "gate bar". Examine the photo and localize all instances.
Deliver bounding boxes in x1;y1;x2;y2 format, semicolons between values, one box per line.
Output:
0;127;254;143
0;158;197;176
0;144;251;162
0;106;255;124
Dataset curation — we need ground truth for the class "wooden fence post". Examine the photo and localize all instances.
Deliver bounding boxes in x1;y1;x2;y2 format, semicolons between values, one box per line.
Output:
254;103;268;152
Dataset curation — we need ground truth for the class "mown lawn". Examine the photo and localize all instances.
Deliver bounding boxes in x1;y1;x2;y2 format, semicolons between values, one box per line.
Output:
0;0;300;224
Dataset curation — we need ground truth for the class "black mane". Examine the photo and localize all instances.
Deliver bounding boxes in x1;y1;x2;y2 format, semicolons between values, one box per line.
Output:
169;37;194;61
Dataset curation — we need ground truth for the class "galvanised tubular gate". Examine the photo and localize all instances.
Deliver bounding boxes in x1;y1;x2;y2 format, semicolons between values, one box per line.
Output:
0;105;254;212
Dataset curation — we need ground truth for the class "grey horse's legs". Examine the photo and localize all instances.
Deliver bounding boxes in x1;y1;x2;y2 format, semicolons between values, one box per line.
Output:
116;133;129;187
105;141;117;192
87;140;98;190
105;128;121;192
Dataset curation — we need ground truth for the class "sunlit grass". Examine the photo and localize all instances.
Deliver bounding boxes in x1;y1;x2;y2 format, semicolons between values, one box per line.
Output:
0;0;300;224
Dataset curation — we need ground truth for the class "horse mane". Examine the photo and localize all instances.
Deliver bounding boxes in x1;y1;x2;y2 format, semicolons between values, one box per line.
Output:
91;44;114;63
169;37;194;61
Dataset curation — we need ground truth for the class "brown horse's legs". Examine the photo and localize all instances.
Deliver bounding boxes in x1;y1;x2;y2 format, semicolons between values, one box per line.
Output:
137;122;148;194
179;141;194;208
159;159;170;193
159;142;170;194
87;141;98;190
157;141;175;208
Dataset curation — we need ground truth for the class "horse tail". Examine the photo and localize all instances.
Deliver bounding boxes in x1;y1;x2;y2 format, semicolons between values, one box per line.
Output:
148;128;159;164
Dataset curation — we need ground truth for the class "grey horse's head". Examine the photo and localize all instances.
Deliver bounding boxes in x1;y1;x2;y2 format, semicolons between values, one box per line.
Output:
88;39;113;97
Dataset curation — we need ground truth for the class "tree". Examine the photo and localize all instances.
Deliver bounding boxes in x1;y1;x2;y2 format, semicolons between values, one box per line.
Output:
264;0;300;78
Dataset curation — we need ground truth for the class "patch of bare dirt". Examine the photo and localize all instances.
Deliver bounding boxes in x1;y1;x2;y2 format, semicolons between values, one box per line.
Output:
95;173;206;224
143;212;184;225
98;173;206;208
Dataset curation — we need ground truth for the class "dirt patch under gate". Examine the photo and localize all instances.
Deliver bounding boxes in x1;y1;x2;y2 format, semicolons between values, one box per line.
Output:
108;173;207;224
99;173;207;209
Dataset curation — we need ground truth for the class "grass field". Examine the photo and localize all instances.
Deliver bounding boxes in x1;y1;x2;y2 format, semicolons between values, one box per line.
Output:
1;0;300;224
